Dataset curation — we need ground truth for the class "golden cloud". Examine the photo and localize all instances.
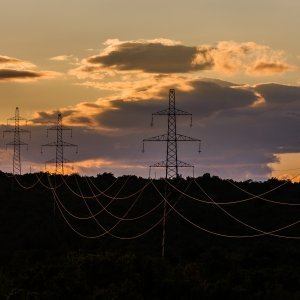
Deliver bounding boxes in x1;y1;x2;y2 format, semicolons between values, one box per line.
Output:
77;73;195;99
193;41;294;76
248;61;294;76
31;78;259;133
71;39;294;81
68;39;295;99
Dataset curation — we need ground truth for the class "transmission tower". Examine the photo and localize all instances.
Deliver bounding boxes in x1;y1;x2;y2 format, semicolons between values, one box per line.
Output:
143;88;201;257
41;112;78;174
3;107;30;175
143;89;201;178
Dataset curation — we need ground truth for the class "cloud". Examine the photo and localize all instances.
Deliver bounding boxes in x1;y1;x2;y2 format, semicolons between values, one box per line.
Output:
0;69;59;82
0;55;61;82
24;78;300;181
255;83;300;104
0;56;19;64
50;54;79;63
71;158;146;176
78;73;195;99
250;62;293;75
0;55;36;69
32;78;257;130
70;39;295;87
193;41;294;76
87;41;202;73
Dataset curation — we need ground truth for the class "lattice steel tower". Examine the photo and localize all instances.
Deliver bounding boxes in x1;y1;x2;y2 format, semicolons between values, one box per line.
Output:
143;89;201;178
41;112;78;174
3;107;30;175
143;89;201;257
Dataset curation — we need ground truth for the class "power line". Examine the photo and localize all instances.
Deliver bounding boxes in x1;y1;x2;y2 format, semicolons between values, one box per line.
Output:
3;107;30;175
151;180;300;239
47;173;164;240
163;175;300;206
41;112;78;174
83;176;162;221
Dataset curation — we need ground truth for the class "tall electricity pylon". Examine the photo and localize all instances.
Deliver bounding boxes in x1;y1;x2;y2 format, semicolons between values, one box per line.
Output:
3;107;30;175
41;112;78;174
143;89;201;257
143;89;201;178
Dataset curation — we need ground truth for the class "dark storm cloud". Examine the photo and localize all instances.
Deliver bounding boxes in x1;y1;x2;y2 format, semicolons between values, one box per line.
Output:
87;42;210;73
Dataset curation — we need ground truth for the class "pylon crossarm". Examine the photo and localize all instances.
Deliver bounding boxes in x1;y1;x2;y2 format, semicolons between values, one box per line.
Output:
152;108;170;116
143;134;169;142
151;109;170;126
149;160;194;168
176;160;194;168
176;133;200;142
61;141;77;147
47;127;72;131
7;116;27;121
148;161;167;178
173;108;192;116
42;141;58;147
150;161;167;168
151;108;191;121
46;127;72;137
176;134;201;152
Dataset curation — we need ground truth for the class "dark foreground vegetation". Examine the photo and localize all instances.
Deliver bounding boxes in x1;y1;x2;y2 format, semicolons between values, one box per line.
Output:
1;171;300;299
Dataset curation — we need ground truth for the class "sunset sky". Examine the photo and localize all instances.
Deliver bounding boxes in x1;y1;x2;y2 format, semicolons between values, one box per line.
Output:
1;0;300;180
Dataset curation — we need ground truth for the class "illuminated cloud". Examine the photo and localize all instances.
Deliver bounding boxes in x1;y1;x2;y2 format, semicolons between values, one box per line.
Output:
78;74;195;99
50;54;79;64
249;61;293;75
0;55;61;82
26;79;300;180
71;158;145;176
31;78;258;131
70;39;295;86
193;41;294;75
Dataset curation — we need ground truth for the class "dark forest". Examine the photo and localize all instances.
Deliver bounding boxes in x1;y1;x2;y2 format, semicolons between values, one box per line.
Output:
1;172;300;299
